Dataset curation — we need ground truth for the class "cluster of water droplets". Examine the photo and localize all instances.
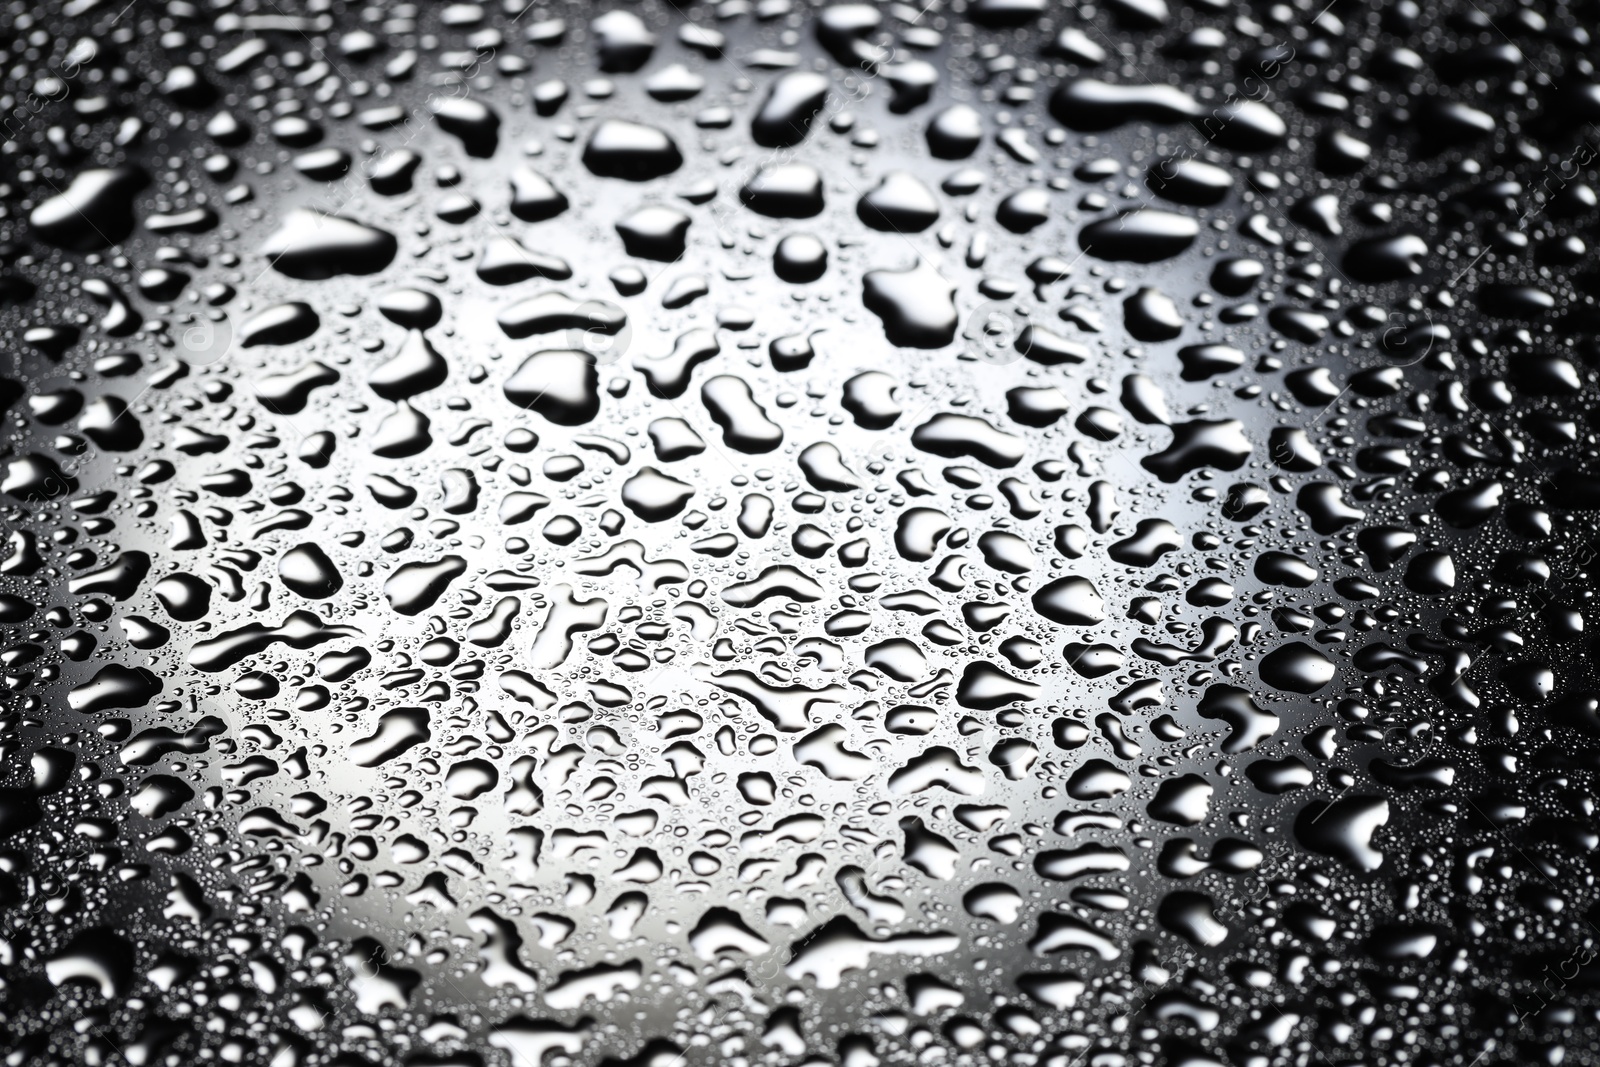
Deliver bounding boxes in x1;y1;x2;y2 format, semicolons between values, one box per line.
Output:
3;0;1600;1063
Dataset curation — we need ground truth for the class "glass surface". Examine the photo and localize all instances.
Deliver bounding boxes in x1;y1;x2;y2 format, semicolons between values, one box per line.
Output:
0;0;1596;1063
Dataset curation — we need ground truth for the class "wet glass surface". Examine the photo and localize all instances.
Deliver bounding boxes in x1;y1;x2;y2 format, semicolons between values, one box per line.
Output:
2;0;1600;1063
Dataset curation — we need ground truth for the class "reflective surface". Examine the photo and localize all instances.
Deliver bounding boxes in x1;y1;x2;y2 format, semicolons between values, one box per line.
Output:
3;0;1600;1063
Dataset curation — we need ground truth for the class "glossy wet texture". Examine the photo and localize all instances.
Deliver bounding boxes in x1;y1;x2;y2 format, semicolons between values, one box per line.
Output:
3;0;1600;1064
